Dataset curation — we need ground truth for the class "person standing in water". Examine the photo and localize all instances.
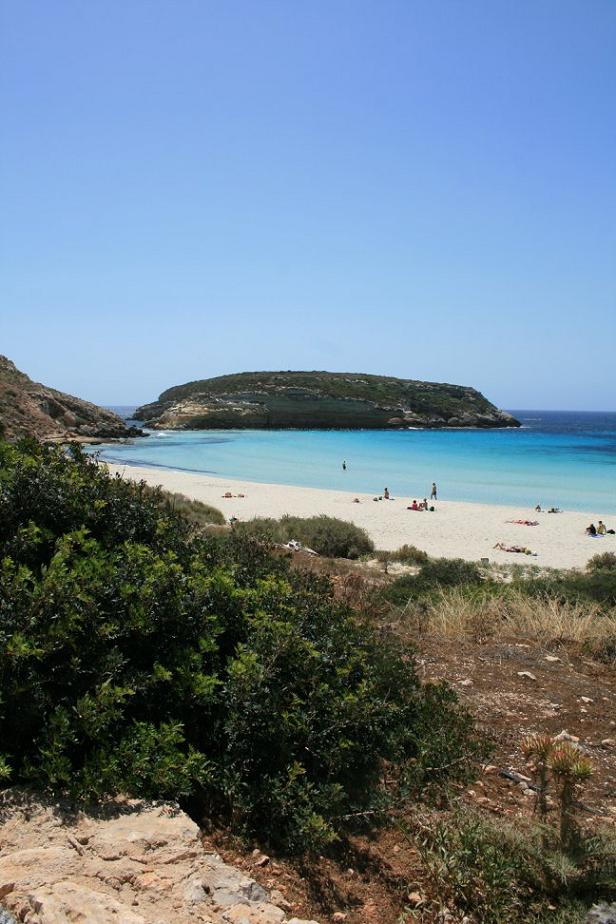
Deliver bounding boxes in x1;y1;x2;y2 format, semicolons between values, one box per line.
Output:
431;482;437;501
342;460;347;471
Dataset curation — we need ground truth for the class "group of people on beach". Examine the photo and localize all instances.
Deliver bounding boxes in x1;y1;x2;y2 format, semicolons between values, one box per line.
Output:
343;460;440;509
586;521;614;536
407;498;435;511
372;482;437;511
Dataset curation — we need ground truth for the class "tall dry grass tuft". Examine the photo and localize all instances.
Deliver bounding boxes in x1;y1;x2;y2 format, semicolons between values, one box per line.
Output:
408;587;616;647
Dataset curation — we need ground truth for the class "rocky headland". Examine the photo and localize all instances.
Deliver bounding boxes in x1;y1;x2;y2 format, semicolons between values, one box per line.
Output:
0;356;139;443
136;370;519;430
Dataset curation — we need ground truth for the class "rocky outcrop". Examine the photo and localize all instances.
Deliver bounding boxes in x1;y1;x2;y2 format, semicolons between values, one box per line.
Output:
588;906;616;924
0;791;320;924
0;356;139;443
136;371;519;431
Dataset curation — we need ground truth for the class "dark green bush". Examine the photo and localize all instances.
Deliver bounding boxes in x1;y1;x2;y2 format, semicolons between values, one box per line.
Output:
588;551;616;573
141;485;225;527
233;513;374;559
383;557;483;605
515;570;616;608
0;440;475;851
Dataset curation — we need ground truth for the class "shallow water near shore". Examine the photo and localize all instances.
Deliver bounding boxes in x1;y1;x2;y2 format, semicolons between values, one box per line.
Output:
97;410;616;514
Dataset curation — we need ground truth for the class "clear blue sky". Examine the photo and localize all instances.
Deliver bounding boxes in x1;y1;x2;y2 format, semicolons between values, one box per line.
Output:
1;0;614;410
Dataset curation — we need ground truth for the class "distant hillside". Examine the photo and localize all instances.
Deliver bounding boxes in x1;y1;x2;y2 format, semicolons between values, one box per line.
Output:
0;355;138;442
136;370;519;430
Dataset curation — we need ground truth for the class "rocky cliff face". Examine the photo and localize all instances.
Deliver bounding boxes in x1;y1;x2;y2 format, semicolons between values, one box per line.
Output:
136;371;519;430
0;790;321;924
0;356;138;442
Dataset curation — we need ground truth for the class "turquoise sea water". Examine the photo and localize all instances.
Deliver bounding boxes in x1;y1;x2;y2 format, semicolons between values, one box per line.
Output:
95;410;616;514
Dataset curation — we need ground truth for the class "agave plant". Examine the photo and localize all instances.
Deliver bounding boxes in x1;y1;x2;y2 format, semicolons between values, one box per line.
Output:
550;743;593;851
521;733;554;820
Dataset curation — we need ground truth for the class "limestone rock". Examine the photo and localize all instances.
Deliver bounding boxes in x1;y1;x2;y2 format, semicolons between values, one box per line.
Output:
0;355;139;443
135;371;520;432
0;908;18;924
587;904;616;924
0;791;322;924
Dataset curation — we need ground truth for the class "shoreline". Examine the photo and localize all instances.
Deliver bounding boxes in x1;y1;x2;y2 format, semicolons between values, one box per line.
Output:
104;462;612;571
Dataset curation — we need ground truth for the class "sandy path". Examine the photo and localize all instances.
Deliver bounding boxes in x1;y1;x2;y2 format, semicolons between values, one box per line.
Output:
105;463;613;570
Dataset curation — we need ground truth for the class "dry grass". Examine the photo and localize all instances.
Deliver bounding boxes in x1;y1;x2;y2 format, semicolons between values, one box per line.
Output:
401;586;616;647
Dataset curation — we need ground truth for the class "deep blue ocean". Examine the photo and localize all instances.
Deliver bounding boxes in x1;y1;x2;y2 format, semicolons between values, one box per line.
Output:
97;410;616;514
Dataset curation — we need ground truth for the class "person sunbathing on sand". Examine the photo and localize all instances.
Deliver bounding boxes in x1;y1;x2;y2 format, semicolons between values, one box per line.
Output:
494;542;537;555
586;523;598;536
408;499;420;511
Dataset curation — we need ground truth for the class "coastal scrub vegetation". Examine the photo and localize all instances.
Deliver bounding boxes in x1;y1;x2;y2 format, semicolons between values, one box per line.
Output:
232;513;374;559
400;808;615;924
140;483;225;527
140;370;513;426
375;556;616;660
0;439;478;852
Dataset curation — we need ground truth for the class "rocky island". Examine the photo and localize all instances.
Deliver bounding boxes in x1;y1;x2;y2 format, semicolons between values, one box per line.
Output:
0;355;139;442
136;370;519;430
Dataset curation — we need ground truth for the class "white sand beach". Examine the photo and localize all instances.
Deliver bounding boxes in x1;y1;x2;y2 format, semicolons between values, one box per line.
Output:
106;463;613;571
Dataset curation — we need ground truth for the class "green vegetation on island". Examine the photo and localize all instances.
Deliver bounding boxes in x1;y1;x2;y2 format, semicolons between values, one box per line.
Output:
136;370;520;430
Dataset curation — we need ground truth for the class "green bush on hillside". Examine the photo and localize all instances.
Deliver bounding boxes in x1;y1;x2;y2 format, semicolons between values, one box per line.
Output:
588;551;616;573
383;557;483;606
514;569;616;608
0;440;477;851
233;513;374;559
392;544;429;565
141;484;225;527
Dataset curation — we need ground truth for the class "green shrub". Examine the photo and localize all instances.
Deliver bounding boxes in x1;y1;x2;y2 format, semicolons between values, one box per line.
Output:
0;440;474;851
143;485;225;527
233;514;374;559
588;551;616;573
406;809;616;923
419;557;483;587
584;634;616;666
515;570;616;608
383;557;483;605
374;546;428;568
392;544;429;565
